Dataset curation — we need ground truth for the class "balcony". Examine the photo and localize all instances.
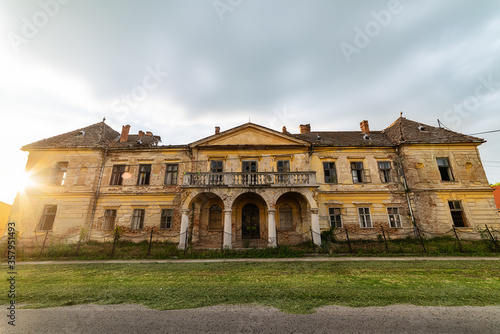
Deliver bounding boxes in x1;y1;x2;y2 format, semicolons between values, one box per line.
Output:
182;172;317;188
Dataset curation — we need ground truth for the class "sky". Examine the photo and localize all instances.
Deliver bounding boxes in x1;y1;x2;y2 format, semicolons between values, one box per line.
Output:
1;0;500;204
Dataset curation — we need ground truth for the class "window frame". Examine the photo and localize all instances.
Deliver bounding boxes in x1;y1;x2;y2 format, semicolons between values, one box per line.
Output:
102;209;117;230
351;162;365;183
210;160;223;173
208;204;223;230
277;160;290;173
328;207;343;228
378;161;392;183
38;205;57;231
137;164;151;185
279;203;293;230
387;207;402;228
110;165;127;186
164;164;178;185
323;162;338;184
160;209;173;229
131;209;145;230
437;157;454;182
448;200;467;227
358;207;372;228
53;162;68;186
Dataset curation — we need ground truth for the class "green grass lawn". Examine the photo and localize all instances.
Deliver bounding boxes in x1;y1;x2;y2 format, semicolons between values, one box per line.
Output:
6;261;500;313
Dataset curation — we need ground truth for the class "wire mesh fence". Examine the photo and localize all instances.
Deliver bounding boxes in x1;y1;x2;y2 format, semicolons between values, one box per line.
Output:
2;224;499;260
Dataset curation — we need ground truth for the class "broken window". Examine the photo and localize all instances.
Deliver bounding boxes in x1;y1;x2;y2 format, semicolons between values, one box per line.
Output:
387;207;401;228
160;209;173;229
378;162;392;183
323;162;337;184
329;207;342;228
53;162;68;185
279;203;293;230
103;209;117;230
449;201;466;227
137;164;151;185
358;207;372;228
277;160;290;183
437;158;454;181
110;165;127;186
164;164;178;185
351;162;365;183
39;205;57;230
242;161;258;184
208;205;222;230
131;209;145;230
209;161;223;185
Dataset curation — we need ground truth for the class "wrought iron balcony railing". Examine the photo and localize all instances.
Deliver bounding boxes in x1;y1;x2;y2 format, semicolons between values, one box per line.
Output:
182;172;317;188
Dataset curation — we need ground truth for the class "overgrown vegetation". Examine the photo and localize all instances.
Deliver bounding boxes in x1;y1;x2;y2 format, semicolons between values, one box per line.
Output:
2;233;498;261
4;261;499;313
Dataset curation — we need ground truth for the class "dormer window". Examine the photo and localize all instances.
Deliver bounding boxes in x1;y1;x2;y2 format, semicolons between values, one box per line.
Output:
76;130;85;137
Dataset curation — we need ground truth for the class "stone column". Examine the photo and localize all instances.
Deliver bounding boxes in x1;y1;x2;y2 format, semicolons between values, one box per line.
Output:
310;208;321;246
267;209;277;247
223;209;232;249
177;209;190;250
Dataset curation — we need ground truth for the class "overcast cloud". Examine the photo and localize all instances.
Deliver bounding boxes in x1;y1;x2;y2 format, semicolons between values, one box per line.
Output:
1;0;500;203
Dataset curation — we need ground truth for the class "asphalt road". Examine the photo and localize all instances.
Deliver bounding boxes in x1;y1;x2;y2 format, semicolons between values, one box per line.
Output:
2;304;499;334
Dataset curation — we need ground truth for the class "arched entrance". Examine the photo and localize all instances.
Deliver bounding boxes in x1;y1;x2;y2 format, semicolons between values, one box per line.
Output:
242;203;260;239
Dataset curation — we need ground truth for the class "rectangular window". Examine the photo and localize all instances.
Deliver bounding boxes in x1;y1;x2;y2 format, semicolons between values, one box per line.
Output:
164;164;178;185
131;209;145;230
351;162;365;183
449;201;466;227
242;161;258;185
137;164;151;185
378;162;392;183
110;165;126;185
210;160;223;173
358;207;372;228
103;209;117;230
328;208;342;228
39;205;57;230
323;162;337;184
277;160;290;173
53;162;68;185
387;207;401;228
160;209;173;229
242;161;258;172
437;158;454;181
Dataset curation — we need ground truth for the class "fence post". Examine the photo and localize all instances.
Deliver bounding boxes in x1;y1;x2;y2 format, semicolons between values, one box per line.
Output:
345;228;353;253
415;226;427;253
452;226;463;253
380;225;389;253
485;225;498;252
111;232;118;258
147;228;154;256
39;230;49;256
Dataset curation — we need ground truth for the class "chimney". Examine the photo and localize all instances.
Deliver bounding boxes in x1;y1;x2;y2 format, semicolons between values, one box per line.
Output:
282;126;287;134
146;131;153;136
215;126;220;134
120;125;131;143
138;130;145;137
360;120;369;134
299;124;311;134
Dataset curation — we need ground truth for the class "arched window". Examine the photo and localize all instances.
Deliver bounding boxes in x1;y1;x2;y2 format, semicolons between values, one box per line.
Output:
279;204;293;230
208;204;222;230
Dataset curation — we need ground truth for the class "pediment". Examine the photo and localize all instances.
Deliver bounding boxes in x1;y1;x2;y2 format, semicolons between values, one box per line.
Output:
190;123;308;147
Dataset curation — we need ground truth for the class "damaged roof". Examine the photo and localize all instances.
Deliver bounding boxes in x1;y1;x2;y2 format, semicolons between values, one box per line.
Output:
382;117;484;144
22;122;120;150
292;131;394;147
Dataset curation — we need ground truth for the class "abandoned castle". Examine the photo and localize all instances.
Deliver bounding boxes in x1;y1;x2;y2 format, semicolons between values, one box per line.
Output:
8;116;500;249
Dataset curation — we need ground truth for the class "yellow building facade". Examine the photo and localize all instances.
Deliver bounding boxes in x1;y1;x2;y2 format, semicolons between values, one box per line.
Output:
9;117;500;248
